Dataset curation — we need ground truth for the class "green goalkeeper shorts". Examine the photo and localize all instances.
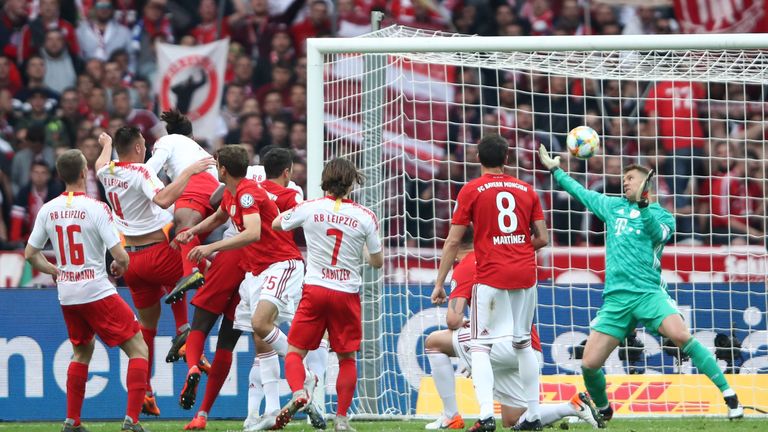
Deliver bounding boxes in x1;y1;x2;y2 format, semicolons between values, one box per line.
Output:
589;290;681;341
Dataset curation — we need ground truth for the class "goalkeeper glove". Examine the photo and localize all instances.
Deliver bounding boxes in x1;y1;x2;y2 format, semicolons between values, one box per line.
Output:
635;169;655;208
538;144;561;172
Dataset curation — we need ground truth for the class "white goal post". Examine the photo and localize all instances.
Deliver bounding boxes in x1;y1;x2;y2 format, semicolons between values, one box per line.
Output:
306;28;768;418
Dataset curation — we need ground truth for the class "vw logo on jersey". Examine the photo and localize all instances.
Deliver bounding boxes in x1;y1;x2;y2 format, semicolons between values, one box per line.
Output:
240;193;255;209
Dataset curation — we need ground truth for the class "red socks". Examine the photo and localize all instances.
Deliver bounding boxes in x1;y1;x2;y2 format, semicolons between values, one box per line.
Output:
139;326;156;392
336;358;357;417
199;349;233;413
178;228;201;277
169;298;189;332
66;362;89;425
126;358;148;422
186;330;206;370
285;352;306;393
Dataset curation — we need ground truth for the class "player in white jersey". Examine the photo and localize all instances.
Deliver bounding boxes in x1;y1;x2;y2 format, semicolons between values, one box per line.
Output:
146;110;219;326
24;149;150;432
271;158;383;432
95;128;215;417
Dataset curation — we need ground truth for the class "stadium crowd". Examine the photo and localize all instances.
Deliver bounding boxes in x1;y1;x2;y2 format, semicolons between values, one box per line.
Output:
0;0;765;251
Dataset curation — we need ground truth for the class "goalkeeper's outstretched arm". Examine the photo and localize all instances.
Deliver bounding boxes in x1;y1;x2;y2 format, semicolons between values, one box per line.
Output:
538;145;613;221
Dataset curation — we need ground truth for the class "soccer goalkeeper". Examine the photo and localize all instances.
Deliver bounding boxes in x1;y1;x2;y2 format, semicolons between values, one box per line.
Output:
538;145;744;421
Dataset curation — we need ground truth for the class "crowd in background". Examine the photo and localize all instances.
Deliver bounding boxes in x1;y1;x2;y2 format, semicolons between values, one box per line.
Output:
0;0;765;251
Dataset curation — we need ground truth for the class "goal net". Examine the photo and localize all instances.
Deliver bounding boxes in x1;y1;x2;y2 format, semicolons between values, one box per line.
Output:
307;27;768;418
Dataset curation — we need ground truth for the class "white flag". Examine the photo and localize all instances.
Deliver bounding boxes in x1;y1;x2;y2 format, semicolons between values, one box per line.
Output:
156;38;229;143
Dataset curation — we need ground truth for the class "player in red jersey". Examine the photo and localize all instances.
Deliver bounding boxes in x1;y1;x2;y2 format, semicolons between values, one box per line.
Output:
95;127;215;417
148;110;220;330
24;149;149;432
432;134;549;432
272;158;383;432
425;230;601;430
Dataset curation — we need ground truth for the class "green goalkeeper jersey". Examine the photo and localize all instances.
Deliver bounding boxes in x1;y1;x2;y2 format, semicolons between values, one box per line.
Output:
553;169;676;297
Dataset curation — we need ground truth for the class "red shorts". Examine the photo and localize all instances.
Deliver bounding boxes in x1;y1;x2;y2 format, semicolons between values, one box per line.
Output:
175;172;219;218
287;284;361;353
62;294;141;347
191;248;244;321
123;241;183;309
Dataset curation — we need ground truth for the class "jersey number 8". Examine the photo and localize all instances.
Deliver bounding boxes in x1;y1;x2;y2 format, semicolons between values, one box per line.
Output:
496;191;518;233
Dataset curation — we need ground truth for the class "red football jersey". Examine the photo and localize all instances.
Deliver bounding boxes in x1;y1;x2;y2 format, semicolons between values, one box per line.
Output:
448;250;542;352
261;179;301;212
448;251;476;304
644;81;706;152
452;173;544;290
221;179;301;274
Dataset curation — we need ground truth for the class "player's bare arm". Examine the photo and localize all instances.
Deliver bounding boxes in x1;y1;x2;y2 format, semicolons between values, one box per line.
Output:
109;243;130;277
175;207;228;244
530;219;549;251
153;157;216;209
95;132;113;172
271;210;290;231
188;212;262;262
24;243;59;277
432;224;468;304
446;297;468;330
368;251;384;269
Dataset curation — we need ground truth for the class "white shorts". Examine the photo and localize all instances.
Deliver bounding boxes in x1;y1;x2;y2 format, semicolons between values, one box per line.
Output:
452;326;543;408
470;283;537;344
233;259;304;332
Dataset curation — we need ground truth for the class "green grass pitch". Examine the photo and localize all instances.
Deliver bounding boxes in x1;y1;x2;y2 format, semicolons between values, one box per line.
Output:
0;419;766;431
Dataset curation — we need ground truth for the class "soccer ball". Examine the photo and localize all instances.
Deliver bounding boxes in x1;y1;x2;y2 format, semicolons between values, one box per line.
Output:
566;126;600;159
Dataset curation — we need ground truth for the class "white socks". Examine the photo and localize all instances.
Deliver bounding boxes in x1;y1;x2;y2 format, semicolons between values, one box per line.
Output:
305;340;329;414
518;402;575;426
427;351;458;418
470;346;494;420
259;351;281;414
247;357;263;417
264;327;289;357
515;344;540;421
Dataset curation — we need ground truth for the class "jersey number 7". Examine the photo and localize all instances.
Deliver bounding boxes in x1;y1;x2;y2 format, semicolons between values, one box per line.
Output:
327;228;343;266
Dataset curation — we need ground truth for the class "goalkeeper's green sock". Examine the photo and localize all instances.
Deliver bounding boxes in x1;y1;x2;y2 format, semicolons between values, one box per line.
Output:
581;366;609;409
682;337;731;392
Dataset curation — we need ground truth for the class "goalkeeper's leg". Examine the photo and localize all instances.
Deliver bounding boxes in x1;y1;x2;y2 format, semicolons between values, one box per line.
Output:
580;331;622;416
658;314;743;419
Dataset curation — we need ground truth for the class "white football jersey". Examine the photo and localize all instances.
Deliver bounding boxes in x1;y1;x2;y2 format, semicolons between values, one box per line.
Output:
97;161;173;236
280;196;381;293
28;192;121;305
146;134;218;181
222;165;304;239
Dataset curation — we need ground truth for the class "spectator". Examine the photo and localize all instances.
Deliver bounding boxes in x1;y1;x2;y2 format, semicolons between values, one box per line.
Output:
532;75;583;143
41;29;82;94
225;112;265;151
10;125;55;195
230;55;256;97
191;0;244;44
291;156;307;196
488;3;517;36
16;88;54;131
131;0;173;82
77;135;107;200
253;27;295;87
85;57;105;83
288;83;306;122
255;61;292;107
293;55;307;87
104;60;137;110
521;0;554;35
622;6;659;35
15;55;59;108
0;56;23;94
268;116;290;147
9;160;62;241
234;0;306;60
50;87;79;147
0;88;15;145
0;170;11;246
85;86;110;128
77;0;134;62
0;0;27;60
75;73;95;114
221;83;245;131
336;0;369;37
262;89;287;127
111;87;163;156
291;0;332;55
289;120;306;159
18;0;79;63
556;0;583;34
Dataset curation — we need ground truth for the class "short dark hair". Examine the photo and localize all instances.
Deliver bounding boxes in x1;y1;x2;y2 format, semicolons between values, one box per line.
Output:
114;126;142;155
216;145;249;178
321;158;363;198
112;87;129;99
26;124;46;144
622;164;650;176
31;160;51;172
263;148;294;178
161;109;193;136
477;134;509;168
239;112;261;126
56;149;86;184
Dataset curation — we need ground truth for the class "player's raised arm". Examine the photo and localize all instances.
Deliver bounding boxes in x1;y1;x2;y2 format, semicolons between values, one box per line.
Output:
95;132;113;172
175;206;229;245
539;144;614;221
189;212;262;262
